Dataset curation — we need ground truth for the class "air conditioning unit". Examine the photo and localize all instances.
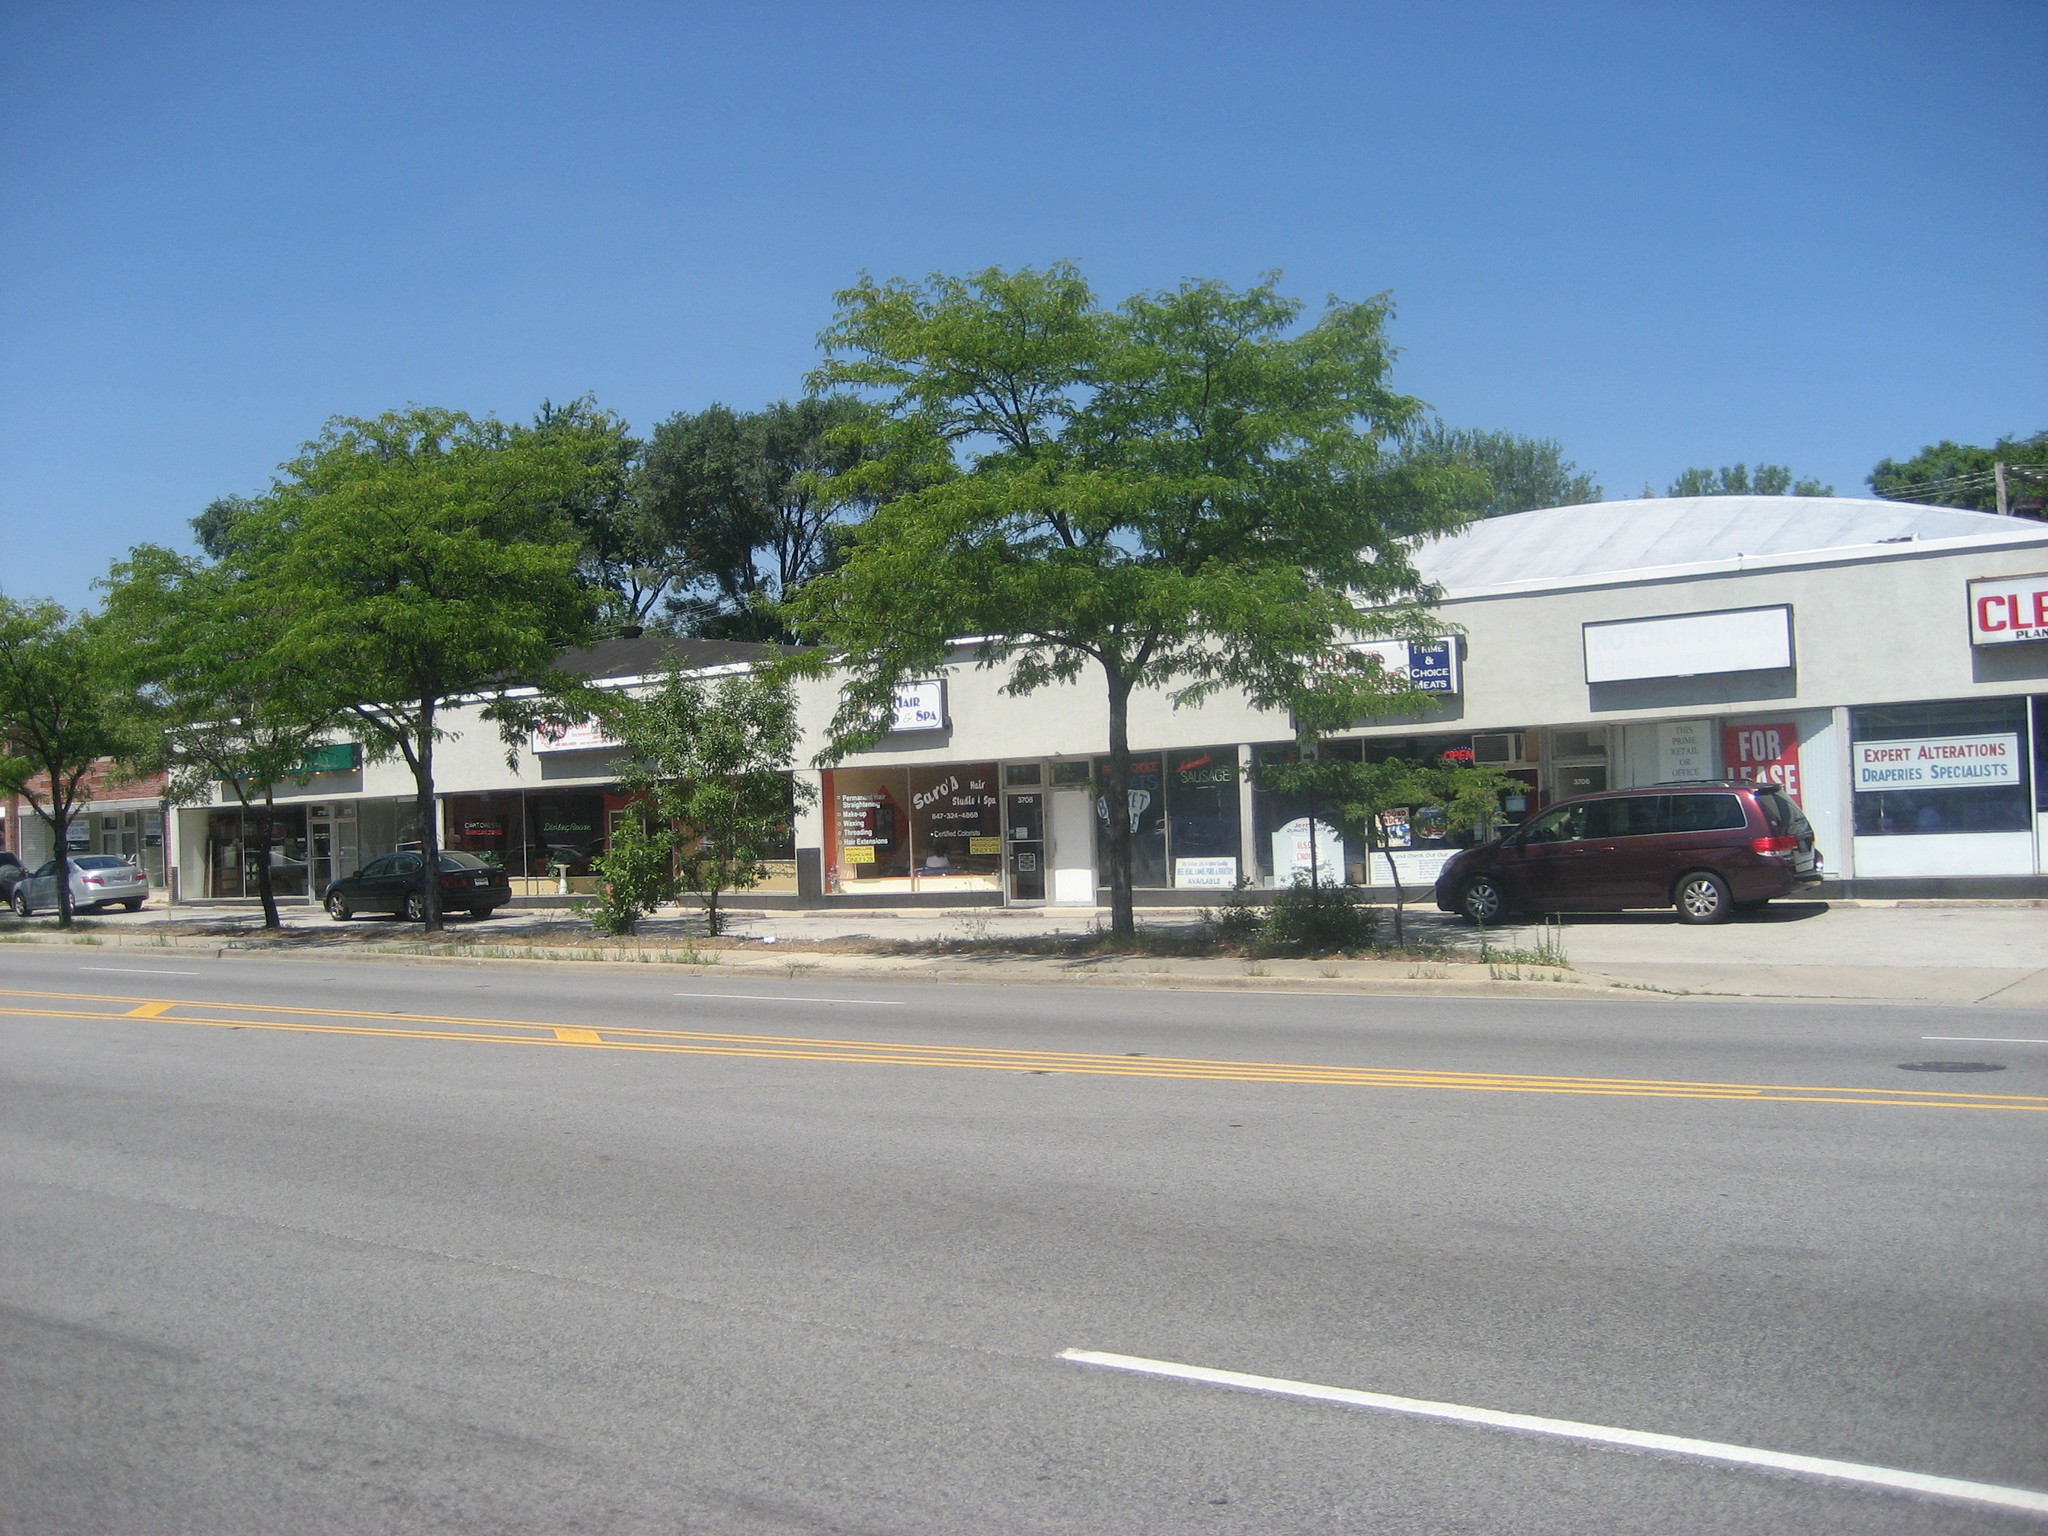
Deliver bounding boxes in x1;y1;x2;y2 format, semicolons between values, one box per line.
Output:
1471;732;1524;765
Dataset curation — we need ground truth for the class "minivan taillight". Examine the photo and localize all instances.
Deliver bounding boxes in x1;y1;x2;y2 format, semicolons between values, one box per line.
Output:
1750;835;1798;854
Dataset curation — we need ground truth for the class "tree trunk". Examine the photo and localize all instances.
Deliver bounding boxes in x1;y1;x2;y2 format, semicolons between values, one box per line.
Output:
254;786;281;929
414;699;443;932
1100;664;1137;940
52;803;75;927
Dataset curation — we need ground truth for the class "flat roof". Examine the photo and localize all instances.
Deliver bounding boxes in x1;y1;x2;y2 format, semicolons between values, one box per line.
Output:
1413;496;2043;595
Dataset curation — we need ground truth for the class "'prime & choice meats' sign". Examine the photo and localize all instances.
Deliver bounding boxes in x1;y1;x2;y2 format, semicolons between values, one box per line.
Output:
1969;573;2048;645
1853;734;2022;791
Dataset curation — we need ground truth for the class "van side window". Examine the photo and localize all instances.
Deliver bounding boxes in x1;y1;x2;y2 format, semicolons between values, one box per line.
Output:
1522;804;1588;844
1585;795;1663;838
1665;794;1746;833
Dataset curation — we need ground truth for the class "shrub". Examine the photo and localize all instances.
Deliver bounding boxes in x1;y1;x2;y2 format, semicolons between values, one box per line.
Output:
1203;881;1266;945
1261;880;1380;956
586;817;678;936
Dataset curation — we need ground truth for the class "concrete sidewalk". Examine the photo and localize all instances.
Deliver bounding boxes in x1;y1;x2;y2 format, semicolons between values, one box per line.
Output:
8;897;2045;1008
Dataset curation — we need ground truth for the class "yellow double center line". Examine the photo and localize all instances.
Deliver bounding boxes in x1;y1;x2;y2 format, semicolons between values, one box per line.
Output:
4;988;2046;1111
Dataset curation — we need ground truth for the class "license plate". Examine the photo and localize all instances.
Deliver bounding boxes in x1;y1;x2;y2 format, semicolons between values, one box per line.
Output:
473;875;489;885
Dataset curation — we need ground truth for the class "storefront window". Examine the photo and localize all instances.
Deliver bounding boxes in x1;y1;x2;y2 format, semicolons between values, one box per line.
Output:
447;793;525;872
1250;741;1356;886
526;792;608;880
1166;747;1240;887
908;764;1001;887
1852;698;2031;836
202;806;310;897
1094;754;1168;888
828;768;912;890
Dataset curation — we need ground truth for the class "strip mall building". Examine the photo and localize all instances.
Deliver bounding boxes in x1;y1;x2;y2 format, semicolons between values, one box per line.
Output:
76;494;2046;908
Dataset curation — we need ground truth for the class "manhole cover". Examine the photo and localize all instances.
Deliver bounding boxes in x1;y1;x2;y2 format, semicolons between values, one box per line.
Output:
1896;1061;2006;1073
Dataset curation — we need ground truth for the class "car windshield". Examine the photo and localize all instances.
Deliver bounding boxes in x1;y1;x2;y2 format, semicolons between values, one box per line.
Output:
71;856;131;870
438;852;492;871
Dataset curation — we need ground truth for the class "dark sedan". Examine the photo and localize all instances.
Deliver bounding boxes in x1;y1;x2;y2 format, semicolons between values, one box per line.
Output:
323;850;510;921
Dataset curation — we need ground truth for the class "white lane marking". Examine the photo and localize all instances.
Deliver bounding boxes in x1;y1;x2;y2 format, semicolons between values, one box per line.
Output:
77;967;200;976
672;992;905;1006
1058;1350;2048;1518
1923;1036;2048;1045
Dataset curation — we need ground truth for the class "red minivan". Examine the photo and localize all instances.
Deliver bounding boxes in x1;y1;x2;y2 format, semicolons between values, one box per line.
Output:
1434;780;1822;925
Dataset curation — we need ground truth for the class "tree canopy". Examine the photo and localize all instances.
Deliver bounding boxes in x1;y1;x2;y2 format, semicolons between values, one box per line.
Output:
1868;431;2048;514
781;264;1480;936
223;406;602;929
640;396;882;640
1666;464;1833;497
0;598;136;925
99;544;345;928
1394;420;1601;516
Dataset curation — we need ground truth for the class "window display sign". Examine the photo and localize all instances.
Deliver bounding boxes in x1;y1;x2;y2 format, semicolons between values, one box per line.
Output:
1853;734;2022;791
1271;818;1343;887
1658;720;1714;781
1969;573;2048;645
1722;722;1802;798
889;681;946;733
1174;856;1239;888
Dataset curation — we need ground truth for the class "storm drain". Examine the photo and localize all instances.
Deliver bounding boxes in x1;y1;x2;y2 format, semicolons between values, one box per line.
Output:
1896;1061;2007;1073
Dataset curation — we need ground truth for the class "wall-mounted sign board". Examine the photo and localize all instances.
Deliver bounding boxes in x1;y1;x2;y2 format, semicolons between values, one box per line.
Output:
1968;573;2048;645
1583;606;1792;683
889;681;946;733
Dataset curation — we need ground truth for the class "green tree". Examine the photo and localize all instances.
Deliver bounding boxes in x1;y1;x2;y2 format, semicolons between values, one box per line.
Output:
1667;464;1833;497
1868;431;2048;514
518;397;689;633
1396;420;1602;516
0;599;135;926
1254;750;1515;944
236;407;601;931
782;264;1480;938
99;546;345;929
190;493;263;560
597;667;811;936
641;396;882;640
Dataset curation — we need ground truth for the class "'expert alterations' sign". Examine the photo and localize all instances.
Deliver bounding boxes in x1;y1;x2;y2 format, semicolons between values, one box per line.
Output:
1853;734;2022;791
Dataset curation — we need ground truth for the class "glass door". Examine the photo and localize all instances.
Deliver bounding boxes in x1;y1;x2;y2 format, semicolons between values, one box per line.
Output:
1006;791;1046;902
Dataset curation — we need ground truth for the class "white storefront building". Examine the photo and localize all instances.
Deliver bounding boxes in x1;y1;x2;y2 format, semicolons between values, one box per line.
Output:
163;496;2048;907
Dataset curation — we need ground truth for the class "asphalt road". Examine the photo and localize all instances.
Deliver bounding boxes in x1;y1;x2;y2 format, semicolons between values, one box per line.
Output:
3;950;2044;1534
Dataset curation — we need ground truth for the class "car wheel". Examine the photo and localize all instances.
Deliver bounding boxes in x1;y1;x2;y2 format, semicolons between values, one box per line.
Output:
471;906;498;920
1457;875;1508;926
12;890;31;917
121;900;144;912
403;892;427;922
1674;871;1733;924
325;893;353;921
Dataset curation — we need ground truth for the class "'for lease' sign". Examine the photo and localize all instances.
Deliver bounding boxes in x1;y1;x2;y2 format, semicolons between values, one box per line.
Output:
1969;573;2048;645
1853;734;2022;791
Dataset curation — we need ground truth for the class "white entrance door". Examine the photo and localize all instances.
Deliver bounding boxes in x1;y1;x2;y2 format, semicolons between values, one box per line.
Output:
1047;789;1097;905
308;804;359;894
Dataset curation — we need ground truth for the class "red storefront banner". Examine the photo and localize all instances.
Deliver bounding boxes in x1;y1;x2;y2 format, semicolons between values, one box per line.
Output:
1721;722;1802;800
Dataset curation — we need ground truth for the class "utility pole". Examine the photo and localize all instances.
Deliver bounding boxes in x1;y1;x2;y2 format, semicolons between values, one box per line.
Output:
1995;461;2009;517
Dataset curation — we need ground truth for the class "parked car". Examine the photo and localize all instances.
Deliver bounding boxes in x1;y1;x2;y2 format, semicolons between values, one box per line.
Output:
12;854;150;915
323;850;510;921
1435;780;1821;925
0;851;24;902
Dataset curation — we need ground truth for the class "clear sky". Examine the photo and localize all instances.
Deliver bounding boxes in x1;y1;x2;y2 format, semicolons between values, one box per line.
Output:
3;0;2043;610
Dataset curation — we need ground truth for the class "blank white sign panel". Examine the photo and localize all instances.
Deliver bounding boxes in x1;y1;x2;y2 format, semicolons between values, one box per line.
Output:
1582;606;1791;683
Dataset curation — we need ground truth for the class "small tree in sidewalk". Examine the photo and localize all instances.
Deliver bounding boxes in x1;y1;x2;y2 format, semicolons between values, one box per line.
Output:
0;598;136;927
597;668;811;937
1256;749;1517;945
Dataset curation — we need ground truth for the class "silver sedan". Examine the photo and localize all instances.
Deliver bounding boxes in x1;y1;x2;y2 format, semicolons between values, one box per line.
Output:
12;855;150;915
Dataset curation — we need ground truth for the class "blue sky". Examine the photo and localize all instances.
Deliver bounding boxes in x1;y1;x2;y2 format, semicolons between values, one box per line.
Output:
3;0;2043;609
